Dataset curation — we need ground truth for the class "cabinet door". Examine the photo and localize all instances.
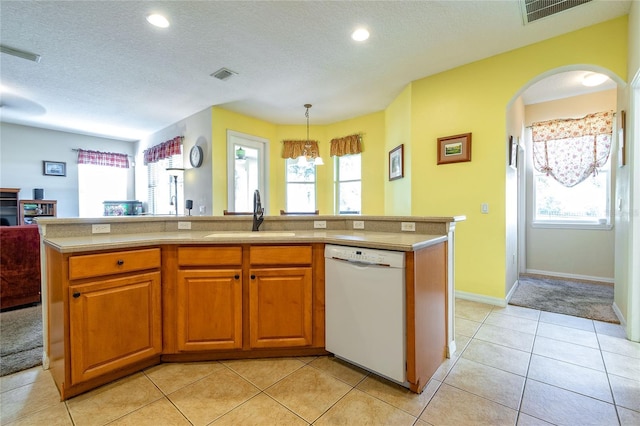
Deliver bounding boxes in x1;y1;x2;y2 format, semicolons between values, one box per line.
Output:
69;271;161;384
249;267;312;348
176;269;243;351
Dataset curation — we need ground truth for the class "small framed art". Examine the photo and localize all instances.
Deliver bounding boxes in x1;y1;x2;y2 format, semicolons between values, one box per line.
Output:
509;136;518;169
437;133;472;165
43;161;66;176
389;144;404;181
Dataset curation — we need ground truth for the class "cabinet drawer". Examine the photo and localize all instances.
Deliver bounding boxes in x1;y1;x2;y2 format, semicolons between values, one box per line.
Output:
178;246;242;267
249;245;312;266
69;248;161;280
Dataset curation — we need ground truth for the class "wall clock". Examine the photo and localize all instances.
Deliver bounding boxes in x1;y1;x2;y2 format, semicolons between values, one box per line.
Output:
190;145;203;168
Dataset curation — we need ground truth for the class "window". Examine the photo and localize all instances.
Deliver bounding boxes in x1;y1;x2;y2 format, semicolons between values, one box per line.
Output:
147;155;183;215
530;111;613;228
285;158;316;212
78;165;128;217
227;131;268;213
335;154;361;214
533;156;611;227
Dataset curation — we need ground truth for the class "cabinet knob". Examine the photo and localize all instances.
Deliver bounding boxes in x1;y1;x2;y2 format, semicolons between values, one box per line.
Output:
72;292;81;298
250;274;256;279
234;274;240;280
116;259;124;266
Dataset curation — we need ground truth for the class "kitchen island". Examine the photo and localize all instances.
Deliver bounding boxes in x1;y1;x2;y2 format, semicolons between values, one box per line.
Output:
38;215;464;400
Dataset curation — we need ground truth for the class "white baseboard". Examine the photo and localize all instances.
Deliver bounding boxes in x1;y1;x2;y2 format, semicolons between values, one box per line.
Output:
525;269;614;284
455;290;506;307
612;302;627;327
506;279;520;303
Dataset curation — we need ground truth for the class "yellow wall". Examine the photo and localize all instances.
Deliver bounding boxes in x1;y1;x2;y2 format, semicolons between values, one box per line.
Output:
210;17;627;301
408;16;627;298
385;84;412;215
211;108;386;216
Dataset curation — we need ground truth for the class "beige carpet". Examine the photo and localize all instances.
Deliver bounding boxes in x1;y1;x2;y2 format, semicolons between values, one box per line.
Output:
509;275;619;323
0;305;43;376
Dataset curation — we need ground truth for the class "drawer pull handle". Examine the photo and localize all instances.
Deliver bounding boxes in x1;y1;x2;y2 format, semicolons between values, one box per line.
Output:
234;274;240;280
72;292;81;298
251;274;256;279
117;259;124;266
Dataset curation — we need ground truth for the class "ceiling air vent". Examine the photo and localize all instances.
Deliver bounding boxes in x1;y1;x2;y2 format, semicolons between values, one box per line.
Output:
211;67;238;81
521;0;592;24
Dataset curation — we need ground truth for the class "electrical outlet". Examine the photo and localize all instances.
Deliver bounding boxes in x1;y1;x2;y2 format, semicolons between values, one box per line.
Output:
481;203;489;214
314;220;327;229
92;224;111;234
178;221;191;230
401;222;415;232
353;220;365;229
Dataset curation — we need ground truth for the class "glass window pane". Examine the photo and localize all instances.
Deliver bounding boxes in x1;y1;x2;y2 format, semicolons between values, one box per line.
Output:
286;159;316;182
534;171;609;222
286;183;316;212
339;154;361;181
339;181;361;214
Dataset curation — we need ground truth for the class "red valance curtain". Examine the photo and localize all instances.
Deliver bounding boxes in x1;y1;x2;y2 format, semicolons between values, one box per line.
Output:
330;134;362;157
77;149;130;168
281;140;320;159
143;136;183;165
532;111;613;188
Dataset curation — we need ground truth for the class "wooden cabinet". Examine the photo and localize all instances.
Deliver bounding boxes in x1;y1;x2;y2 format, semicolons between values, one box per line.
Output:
69;271;161;383
19;199;57;225
0;188;20;226
46;247;162;399
249;267;313;348
249;245;313;348
176;247;243;351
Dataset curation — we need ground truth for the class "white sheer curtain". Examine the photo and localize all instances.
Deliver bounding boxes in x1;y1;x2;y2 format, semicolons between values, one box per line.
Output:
532;111;613;187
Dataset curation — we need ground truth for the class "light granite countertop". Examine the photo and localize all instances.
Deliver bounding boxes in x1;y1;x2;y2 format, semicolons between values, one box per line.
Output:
42;230;448;253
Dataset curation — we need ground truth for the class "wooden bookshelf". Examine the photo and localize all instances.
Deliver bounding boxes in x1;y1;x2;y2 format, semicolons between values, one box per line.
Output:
0;188;20;226
19;200;57;225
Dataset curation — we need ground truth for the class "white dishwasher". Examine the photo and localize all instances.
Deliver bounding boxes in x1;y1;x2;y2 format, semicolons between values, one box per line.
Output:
324;244;407;386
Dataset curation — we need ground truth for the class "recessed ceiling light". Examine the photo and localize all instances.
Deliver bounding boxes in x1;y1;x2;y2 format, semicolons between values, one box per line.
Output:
146;14;170;28
582;72;608;87
352;28;370;42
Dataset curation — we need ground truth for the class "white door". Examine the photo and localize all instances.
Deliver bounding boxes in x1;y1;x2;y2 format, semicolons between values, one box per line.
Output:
227;130;269;213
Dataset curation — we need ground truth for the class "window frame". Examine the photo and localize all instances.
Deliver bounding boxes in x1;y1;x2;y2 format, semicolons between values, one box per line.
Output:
285;158;317;213
531;154;613;230
334;153;362;215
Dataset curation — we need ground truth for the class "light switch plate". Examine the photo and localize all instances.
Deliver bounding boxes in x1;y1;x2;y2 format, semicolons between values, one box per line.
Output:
178;221;191;230
314;220;327;229
92;224;110;234
481;203;489;214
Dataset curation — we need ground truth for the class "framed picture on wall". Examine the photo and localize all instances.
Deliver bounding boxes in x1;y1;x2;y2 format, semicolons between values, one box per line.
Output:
389;144;404;181
509;136;518;169
43;161;66;176
618;110;626;168
437;133;472;165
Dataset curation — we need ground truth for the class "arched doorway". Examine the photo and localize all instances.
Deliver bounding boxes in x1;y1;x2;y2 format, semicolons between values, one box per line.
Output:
506;66;626;324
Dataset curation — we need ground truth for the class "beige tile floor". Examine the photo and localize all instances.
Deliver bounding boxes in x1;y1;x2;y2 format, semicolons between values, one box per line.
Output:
2;299;639;425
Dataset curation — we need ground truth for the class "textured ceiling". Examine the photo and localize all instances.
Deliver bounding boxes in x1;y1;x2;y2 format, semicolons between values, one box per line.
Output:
0;0;630;141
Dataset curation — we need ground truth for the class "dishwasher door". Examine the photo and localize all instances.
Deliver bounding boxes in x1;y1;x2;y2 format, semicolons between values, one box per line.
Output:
325;245;406;384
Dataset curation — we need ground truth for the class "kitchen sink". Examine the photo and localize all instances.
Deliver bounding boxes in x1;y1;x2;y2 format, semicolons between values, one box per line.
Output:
204;232;296;238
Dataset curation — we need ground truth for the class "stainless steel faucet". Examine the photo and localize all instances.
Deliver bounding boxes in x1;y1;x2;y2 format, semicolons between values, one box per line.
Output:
252;189;264;231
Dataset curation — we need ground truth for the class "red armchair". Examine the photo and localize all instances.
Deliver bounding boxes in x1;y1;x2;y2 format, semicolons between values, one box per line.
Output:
0;225;41;310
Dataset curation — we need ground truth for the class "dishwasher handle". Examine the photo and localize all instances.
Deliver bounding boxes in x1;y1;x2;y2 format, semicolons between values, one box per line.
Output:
327;256;393;268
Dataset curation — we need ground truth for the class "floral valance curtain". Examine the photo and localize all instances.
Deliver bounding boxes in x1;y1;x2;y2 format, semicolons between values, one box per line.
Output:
143;136;183;165
281;140;319;159
77;149;129;168
330;134;362;157
532;111;613;188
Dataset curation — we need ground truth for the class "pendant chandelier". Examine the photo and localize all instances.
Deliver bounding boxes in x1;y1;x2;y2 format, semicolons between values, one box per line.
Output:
297;104;324;166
